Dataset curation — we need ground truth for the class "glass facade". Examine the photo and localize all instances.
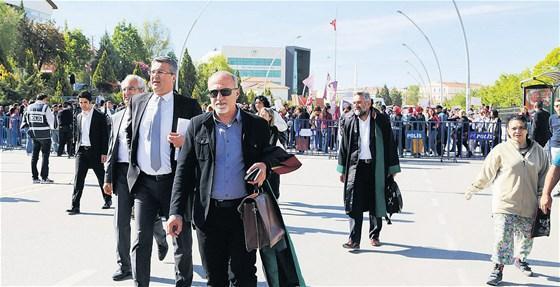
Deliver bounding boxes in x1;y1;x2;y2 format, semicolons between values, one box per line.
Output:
228;58;281;66
238;70;281;78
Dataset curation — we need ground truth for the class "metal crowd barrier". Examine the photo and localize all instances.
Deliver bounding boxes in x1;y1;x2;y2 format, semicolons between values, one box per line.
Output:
283;118;507;162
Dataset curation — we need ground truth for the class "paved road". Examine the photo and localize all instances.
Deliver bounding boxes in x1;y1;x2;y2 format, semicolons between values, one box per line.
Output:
1;150;559;286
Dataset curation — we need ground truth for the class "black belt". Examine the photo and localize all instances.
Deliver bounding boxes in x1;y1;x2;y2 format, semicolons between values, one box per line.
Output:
210;198;244;208
79;146;92;151
358;159;372;164
140;171;173;181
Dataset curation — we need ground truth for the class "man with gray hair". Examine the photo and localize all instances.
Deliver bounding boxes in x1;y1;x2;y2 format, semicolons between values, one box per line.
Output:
103;75;168;281
125;56;202;287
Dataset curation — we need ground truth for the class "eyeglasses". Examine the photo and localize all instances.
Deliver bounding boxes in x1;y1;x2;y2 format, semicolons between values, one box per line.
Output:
149;70;174;76
209;88;237;98
122;87;139;92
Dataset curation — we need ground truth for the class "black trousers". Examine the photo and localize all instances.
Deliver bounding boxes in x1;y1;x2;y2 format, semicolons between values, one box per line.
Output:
131;172;192;287
196;201;257;287
58;127;74;156
113;163;167;273
31;138;51;180
71;147;111;209
348;161;383;244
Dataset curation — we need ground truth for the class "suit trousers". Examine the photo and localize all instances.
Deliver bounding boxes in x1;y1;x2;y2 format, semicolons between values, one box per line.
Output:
348;161;383;244
58;127;74;156
113;163;167;273
71;147;110;209
196;203;257;287
131;172;193;287
31;139;51;180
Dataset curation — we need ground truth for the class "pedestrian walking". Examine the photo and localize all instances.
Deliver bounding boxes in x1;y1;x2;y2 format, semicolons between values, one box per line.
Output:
102;75;169;281
337;91;401;249
532;101;551;147
57;102;75;157
66;91;111;215
125;56;201;287
465;115;549;286
21;93;55;184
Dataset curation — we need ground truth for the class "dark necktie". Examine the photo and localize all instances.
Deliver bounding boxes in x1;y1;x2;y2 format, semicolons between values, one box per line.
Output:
150;97;162;171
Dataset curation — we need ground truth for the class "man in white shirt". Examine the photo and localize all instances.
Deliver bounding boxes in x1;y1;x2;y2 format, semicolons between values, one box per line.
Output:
66;91;110;215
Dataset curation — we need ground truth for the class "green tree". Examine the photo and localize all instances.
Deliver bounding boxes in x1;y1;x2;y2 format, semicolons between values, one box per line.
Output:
192;54;233;104
377;84;391;105
51;56;72;97
389;88;403;106
167;50;178;62
405;85;420;105
140;20;171;59
0;2;22;69
246;89;256;104
533;47;560;76
51;81;64;103
478;70;529;108
178;48;196;97
92;50;116;94
63;28;92;83
235;70;247;103
112;21;148;79
443;93;466;109
92;32;122;80
17;18;66;70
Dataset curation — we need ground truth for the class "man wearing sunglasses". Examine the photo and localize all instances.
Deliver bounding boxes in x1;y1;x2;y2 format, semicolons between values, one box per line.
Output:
168;71;277;286
125;56;202;287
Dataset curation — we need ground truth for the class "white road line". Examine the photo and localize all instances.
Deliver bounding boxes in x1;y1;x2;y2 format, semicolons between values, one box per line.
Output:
52;269;96;286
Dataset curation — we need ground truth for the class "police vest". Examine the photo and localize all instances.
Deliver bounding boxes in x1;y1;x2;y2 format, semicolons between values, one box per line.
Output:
26;102;51;139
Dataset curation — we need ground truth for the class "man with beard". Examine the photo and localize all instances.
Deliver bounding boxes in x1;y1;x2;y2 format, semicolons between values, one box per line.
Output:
337;91;401;249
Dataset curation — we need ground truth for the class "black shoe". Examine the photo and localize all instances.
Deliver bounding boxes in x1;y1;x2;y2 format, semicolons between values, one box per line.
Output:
112;269;132;281
41;178;54;184
486;264;503;286
66;208;80;215
32;178;41;184
158;243;169;261
102;200;112;209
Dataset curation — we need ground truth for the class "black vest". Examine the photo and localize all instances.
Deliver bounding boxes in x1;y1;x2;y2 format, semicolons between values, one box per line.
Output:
26;102;51;139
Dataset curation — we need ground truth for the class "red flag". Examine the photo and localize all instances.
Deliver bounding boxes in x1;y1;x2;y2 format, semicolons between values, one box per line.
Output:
305;95;313;107
330;19;337;31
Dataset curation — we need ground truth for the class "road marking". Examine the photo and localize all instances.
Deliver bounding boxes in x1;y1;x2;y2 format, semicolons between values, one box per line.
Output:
53;269;96;286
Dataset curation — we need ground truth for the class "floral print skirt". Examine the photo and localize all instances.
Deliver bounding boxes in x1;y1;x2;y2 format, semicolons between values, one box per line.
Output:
491;213;534;264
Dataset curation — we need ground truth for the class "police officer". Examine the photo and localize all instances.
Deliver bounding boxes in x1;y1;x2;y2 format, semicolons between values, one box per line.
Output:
22;93;55;184
57;102;75;157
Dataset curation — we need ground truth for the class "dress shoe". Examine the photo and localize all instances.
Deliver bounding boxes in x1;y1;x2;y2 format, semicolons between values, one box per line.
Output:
32;178;41;184
102;200;112;209
66;208;80;215
158;243;169;261
112;269;132;281
41;178;54;184
342;241;360;249
370;238;382;247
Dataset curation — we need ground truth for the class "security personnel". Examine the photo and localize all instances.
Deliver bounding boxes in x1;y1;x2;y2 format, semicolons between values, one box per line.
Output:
22;93;55;184
57;102;75;157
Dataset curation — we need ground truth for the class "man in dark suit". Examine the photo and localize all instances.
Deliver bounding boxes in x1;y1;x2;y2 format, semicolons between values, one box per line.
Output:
57;102;74;157
532;101;551;147
103;75;168;281
167;71;275;286
125;56;202;287
66;91;111;215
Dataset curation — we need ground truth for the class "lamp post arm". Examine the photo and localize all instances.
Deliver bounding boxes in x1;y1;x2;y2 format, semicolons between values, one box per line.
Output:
452;0;471;109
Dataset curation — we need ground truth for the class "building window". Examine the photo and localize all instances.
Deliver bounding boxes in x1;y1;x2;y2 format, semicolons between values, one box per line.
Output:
228;57;281;66
238;70;281;78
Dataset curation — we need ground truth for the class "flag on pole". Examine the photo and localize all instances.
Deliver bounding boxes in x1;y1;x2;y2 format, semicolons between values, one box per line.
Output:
323;73;331;99
330;19;337;31
302;74;314;91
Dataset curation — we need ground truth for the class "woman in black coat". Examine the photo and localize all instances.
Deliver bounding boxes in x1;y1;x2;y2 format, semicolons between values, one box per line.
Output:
258;107;281;198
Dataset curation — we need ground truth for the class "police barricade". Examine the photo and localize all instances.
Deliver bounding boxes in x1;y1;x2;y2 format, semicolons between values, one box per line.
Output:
285;118;339;158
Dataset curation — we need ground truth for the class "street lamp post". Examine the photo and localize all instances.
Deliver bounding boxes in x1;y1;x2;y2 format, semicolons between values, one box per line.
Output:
405;60;428;100
397;10;444;105
175;0;211;91
402;42;432;106
452;0;471;109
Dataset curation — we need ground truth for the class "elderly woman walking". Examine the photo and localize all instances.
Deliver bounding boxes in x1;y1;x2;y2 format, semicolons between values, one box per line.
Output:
465;115;549;286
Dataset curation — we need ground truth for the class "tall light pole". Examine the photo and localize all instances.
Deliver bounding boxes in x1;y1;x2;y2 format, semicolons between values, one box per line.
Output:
175;0;211;90
405;60;428;100
452;0;471;109
402;42;432;106
397;10;444;105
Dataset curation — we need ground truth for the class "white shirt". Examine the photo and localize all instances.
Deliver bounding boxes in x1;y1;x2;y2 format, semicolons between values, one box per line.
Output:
116;110;129;163
358;113;372;160
80;109;94;147
137;92;174;175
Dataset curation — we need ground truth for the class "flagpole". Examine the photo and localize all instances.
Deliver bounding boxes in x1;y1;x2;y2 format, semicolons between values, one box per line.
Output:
334;8;338;82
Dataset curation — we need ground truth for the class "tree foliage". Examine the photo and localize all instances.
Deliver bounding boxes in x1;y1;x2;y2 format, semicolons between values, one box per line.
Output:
0;2;22;69
389;87;403;106
405;85;420;105
92;50;116;94
140;20;171;59
178;48;196;97
246;89;256;105
111;21;148;80
63;28;92;83
17;18;66;70
377;84;391;105
235;70;247;103
92;32;122;80
478;70;529;108
193;54;233;104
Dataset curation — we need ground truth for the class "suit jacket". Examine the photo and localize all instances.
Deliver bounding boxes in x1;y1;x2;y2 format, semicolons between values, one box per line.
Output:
169;109;280;226
75;108;109;156
126;92;202;191
104;109;126;184
532;109;551;146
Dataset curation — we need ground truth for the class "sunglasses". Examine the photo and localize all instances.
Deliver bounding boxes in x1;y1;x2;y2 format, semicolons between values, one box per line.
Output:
209;88;236;98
